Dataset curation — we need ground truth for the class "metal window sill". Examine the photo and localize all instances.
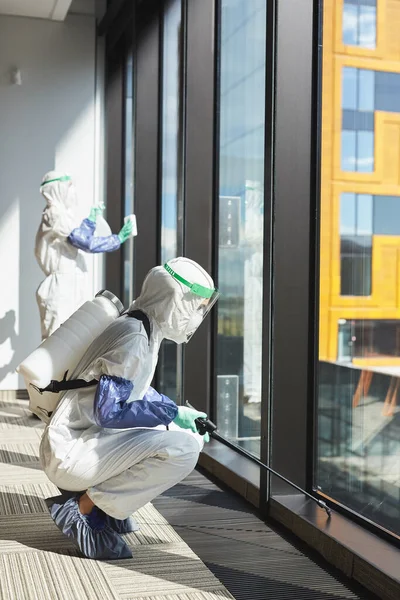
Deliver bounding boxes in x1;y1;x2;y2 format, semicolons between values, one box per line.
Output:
198;438;260;506
199;440;400;600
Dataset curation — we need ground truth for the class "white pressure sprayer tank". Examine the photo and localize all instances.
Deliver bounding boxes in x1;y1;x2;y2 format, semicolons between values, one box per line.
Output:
17;290;124;423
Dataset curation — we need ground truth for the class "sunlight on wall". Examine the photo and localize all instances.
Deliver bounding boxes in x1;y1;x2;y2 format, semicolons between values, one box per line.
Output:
0;199;19;389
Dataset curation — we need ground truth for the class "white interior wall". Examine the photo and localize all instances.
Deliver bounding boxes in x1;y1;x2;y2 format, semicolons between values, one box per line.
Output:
0;13;105;390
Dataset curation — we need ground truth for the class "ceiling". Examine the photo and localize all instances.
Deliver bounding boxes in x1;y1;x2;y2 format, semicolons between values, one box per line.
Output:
0;0;74;21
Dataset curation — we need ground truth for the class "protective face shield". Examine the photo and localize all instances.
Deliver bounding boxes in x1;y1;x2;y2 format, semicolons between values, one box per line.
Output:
163;262;219;341
132;257;219;345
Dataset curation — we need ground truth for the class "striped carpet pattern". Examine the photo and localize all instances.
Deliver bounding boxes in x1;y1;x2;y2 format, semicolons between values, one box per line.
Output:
152;474;377;600
0;395;234;600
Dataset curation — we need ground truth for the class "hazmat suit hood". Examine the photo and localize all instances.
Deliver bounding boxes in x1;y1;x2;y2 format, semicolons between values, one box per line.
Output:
40;171;80;233
131;257;216;345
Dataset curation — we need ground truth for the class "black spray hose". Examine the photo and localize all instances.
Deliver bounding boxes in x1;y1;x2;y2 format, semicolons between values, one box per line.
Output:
186;401;331;518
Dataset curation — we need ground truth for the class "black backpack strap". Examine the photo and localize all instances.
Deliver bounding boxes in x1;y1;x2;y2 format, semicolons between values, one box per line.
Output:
31;371;98;395
127;309;151;342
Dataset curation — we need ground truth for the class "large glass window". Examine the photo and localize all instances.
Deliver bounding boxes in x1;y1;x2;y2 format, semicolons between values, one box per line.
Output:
318;0;400;538
158;0;183;402
215;0;267;457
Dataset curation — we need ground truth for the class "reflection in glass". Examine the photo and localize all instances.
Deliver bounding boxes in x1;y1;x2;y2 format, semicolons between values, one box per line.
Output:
357;131;374;173
340;192;372;297
216;0;266;457
340;193;357;234
343;2;358;46
342;67;357;110
123;51;134;307
341;67;400;174
358;70;375;112
375;71;400;113
359;4;377;48
341;131;357;171
318;0;400;537
374;195;400;235
343;0;376;49
341;68;375;173
340;236;372;296
158;0;183;402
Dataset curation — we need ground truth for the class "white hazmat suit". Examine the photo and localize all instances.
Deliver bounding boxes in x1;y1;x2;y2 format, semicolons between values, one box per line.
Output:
35;172;88;340
35;171;133;341
40;257;218;560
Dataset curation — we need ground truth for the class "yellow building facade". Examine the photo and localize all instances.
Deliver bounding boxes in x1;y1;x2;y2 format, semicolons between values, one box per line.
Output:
320;0;400;365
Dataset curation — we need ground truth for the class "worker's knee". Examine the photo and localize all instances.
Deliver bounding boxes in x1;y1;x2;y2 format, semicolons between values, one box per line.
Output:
164;431;201;475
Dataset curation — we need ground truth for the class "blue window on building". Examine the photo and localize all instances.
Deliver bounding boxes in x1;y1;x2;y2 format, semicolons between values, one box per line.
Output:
341;67;400;173
340;193;373;296
340;193;400;296
343;0;376;49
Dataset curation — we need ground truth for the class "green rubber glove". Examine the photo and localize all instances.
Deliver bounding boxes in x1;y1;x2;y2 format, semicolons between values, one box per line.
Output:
88;204;105;223
118;220;133;243
173;405;207;433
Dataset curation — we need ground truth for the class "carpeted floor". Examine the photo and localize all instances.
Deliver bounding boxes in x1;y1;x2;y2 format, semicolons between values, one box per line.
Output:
0;394;234;600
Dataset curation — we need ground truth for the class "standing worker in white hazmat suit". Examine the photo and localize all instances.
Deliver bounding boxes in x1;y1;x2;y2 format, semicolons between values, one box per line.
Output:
35;171;134;340
40;257;219;560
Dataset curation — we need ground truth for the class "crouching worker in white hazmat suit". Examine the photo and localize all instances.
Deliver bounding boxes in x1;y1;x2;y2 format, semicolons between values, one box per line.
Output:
40;257;219;560
36;171;134;340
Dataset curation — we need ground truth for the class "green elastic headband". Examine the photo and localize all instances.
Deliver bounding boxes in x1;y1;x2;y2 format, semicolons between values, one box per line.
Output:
164;263;216;299
40;175;71;187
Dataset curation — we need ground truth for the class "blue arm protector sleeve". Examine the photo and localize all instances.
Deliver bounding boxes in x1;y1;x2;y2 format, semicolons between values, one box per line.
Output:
68;219;121;253
93;375;179;429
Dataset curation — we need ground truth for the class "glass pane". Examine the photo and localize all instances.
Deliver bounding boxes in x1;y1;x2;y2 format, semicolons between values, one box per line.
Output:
343;3;358;47
340;192;356;235
356;194;373;235
375;71;400;113
355;194;374;236
123;51;134;307
158;0;183;402
338;321;352;362
318;0;400;537
160;2;181;264
374;195;400;235
342;67;357;110
342;2;377;49
359;5;377;49
340;236;372;296
342;109;374;132
341;130;356;171
351;321;400;357
356;130;374;172
215;0;266;457
358;70;375;112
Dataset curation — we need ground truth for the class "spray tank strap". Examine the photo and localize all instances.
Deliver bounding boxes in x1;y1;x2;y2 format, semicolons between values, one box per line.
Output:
127;310;151;342
31;371;98;395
